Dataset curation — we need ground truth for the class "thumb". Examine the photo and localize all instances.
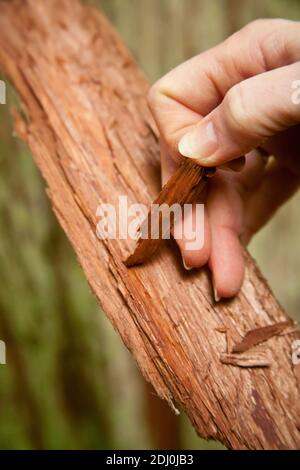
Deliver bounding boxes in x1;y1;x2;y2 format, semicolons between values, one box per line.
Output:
178;62;300;166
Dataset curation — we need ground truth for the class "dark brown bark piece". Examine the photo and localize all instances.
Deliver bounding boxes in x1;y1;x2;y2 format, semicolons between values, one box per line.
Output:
0;0;300;450
125;161;208;267
232;321;293;353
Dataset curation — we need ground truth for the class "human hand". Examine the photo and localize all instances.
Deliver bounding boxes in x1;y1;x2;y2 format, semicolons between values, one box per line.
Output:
148;19;300;300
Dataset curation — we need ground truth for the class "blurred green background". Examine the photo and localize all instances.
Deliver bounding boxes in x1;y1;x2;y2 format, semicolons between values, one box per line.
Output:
0;0;299;450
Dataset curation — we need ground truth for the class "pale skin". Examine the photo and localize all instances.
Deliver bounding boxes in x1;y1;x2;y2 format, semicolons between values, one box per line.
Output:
148;19;300;301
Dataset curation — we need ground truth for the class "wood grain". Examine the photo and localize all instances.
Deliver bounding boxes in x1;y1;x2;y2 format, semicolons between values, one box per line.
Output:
0;0;300;449
125;161;209;267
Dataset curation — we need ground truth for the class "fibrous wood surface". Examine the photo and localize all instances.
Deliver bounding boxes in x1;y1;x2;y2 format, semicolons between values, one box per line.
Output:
125;161;208;267
0;0;300;449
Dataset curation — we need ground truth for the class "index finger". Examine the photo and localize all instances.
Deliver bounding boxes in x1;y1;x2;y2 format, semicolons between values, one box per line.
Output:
148;19;300;156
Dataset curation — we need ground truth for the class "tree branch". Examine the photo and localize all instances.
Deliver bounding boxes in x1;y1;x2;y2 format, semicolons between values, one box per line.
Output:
0;0;299;449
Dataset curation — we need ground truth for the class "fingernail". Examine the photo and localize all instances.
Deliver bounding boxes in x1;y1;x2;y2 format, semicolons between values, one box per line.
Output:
178;121;218;162
182;258;192;271
213;283;221;302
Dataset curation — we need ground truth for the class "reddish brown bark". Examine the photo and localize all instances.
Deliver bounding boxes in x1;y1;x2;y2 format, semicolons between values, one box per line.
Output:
0;0;300;449
125;160;208;266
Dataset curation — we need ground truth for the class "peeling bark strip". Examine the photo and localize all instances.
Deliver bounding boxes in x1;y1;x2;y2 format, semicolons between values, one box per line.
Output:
232;321;293;354
220;351;272;368
125;161;209;267
0;0;300;449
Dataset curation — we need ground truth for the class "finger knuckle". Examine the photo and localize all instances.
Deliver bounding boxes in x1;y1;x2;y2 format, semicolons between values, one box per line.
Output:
147;85;157;108
242;18;289;37
244;18;269;34
147;81;164;111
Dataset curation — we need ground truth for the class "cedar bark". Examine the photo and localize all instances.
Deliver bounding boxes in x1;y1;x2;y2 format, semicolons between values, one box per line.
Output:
0;0;299;450
125;161;208;267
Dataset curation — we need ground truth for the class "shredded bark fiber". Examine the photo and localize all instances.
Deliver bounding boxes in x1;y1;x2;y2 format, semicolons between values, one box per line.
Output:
0;0;300;450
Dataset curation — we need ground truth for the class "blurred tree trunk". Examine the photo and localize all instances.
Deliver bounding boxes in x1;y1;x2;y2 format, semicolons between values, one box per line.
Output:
0;0;299;450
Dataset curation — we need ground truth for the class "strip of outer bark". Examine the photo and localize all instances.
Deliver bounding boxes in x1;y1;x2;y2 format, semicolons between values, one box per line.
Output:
0;0;299;449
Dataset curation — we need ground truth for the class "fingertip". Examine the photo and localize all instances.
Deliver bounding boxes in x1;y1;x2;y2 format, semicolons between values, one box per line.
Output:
176;204;211;270
209;232;245;300
212;271;244;300
177;121;219;165
181;243;210;270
